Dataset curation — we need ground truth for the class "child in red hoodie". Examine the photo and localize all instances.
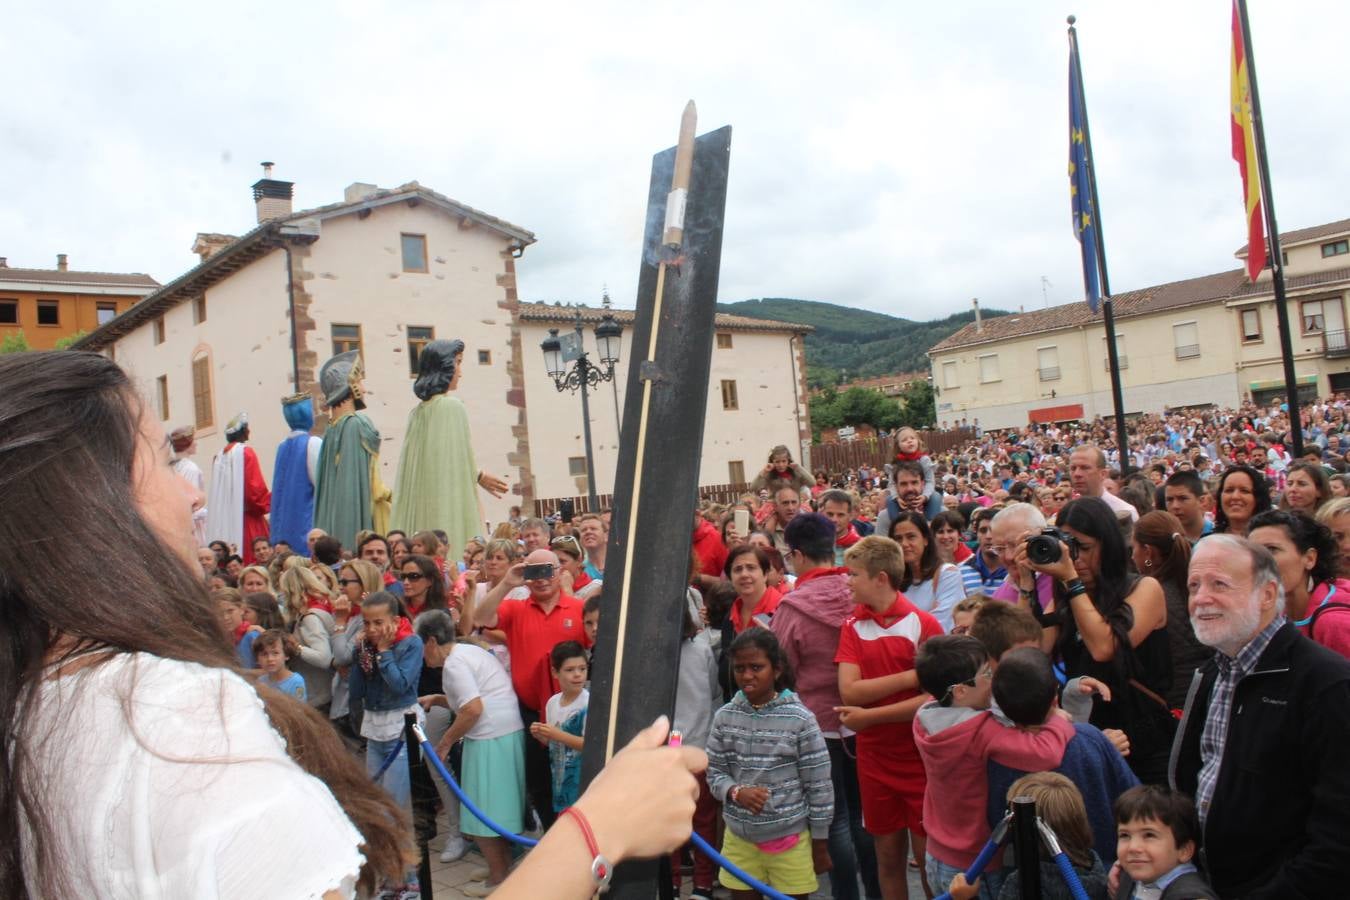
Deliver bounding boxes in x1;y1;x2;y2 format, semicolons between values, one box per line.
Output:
912;636;1073;896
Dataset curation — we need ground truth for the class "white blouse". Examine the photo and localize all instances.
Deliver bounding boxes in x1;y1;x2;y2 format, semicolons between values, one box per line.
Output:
902;563;965;632
22;653;366;899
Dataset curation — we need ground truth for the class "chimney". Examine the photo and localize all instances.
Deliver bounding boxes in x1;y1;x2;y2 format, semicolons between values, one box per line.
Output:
972;298;983;332
344;182;379;203
0;258;7;268
57;253;68;272
251;161;294;223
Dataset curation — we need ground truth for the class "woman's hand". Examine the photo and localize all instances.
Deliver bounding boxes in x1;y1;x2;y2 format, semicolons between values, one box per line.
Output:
1022;539;1078;583
570;716;706;864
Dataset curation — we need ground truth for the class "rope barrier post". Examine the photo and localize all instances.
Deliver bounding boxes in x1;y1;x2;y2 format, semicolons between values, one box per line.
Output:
404;712;434;899
1011;796;1040;900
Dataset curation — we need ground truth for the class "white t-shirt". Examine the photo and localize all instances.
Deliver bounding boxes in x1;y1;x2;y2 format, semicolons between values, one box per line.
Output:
22;653;365;899
441;643;524;740
546;688;589;730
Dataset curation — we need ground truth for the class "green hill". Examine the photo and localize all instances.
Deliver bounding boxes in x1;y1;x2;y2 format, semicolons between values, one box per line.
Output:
716;298;1009;388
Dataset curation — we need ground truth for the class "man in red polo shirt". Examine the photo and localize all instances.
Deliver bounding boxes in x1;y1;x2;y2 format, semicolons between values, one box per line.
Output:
474;548;590;828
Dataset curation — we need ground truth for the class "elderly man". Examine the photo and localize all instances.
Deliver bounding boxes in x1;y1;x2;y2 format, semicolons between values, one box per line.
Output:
474;548;590;828
987;502;1053;611
766;484;804;571
1170;535;1350;898
1069;445;1137;523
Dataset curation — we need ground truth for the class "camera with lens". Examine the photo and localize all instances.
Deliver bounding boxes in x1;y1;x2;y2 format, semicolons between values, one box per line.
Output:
1025;527;1078;566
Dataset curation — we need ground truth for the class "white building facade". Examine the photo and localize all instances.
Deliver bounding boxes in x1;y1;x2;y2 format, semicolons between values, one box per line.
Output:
77;176;810;528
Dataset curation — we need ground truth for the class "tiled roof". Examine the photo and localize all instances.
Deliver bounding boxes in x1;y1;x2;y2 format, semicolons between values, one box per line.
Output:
1230;265;1350;298
0;268;159;289
1236;217;1350;256
929;268;1247;353
75;183;535;351
518;302;812;334
292;182;536;245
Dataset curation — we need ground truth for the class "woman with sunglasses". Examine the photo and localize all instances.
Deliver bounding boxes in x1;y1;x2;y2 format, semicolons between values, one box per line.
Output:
398;553;450;621
1021;497;1173;784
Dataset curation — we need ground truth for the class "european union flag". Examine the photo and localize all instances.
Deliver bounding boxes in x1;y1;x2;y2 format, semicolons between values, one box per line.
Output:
1069;41;1101;314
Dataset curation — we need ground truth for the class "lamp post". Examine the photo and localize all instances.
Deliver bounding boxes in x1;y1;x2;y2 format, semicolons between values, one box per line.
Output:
541;310;624;510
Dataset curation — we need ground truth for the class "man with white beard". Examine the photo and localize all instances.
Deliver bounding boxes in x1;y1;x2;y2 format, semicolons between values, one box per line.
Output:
1169;535;1350;898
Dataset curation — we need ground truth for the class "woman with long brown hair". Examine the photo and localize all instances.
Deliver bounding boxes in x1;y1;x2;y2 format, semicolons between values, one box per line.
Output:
1132;511;1205;710
0;351;410;897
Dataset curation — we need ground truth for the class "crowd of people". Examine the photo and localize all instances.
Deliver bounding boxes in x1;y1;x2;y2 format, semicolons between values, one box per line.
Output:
10;345;1350;900
190;397;1350;900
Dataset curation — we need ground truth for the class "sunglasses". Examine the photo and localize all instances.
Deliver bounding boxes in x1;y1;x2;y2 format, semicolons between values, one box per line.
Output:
551;536;581;550
337;578;363;587
399;572;426;581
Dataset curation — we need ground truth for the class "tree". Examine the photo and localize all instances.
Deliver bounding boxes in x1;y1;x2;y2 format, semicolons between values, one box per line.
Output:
55;330;88;350
0;331;30;354
897;379;936;429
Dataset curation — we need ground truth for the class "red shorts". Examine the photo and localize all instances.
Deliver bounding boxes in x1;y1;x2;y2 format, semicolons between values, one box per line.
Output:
858;768;926;836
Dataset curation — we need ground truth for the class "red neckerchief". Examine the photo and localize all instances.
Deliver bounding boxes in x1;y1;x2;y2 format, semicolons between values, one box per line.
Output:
854;592;911;627
770;466;794;480
232;621;251;644
382;570;397;587
894;449;924;462
391;616;415;646
306;594;334;615
794;566;849;588
405;598;425;619
574;571;593;591
836;525;862;548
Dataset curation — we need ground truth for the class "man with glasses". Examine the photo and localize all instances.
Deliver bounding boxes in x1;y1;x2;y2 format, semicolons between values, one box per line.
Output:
473;549;591;828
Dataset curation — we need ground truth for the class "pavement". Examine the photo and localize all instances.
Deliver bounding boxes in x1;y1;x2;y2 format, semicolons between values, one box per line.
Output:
419;812;928;899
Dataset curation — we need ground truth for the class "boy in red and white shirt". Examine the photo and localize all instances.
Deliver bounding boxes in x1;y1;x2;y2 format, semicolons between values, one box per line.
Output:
835;535;944;900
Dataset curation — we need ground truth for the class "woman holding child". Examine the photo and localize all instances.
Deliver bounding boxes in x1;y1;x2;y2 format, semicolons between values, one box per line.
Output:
1019;497;1174;785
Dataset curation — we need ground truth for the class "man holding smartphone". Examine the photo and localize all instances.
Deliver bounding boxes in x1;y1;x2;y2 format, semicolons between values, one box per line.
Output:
473;549;591;828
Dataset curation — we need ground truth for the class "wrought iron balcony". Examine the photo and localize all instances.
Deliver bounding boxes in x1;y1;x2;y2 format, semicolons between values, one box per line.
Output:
1325;329;1350;358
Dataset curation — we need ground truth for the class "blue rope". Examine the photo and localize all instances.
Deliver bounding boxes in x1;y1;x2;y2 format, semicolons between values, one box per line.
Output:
1050;851;1091;900
412;725;539;848
931;827;1007;900
371;739;405;782
413;725;787;896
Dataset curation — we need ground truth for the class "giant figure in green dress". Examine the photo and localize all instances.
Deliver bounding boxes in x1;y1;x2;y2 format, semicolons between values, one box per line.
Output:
313;350;391;551
390;339;507;555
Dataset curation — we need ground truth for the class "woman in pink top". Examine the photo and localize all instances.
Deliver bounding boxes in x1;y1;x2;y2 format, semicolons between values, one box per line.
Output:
1248;509;1350;659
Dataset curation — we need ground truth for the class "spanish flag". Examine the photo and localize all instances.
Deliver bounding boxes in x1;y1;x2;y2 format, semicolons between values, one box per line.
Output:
1231;0;1264;282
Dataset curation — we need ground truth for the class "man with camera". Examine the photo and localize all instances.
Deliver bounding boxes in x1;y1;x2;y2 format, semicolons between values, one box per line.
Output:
988;503;1055;613
474;549;592;828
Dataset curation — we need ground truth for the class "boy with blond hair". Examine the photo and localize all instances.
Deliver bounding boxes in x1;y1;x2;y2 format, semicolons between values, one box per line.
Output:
835;536;943;900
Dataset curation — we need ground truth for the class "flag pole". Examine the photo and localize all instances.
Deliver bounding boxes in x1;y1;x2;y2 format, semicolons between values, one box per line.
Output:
1235;0;1302;455
1068;17;1132;473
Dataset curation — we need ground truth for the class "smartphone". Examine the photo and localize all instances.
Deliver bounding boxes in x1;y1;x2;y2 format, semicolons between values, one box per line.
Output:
522;563;556;581
559;498;575;524
734;508;750;535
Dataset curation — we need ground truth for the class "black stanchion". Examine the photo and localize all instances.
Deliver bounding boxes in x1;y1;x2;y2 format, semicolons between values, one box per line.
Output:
1011;796;1040;900
404;712;434;899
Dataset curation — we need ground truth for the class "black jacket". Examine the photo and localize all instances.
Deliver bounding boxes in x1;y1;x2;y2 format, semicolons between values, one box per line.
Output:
1169;622;1350;899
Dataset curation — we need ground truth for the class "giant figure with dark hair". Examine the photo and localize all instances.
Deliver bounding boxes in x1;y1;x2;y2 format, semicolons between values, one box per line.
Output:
390;339;506;555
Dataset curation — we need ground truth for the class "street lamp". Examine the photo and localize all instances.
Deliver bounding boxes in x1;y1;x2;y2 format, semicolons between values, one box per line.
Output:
541;309;624;509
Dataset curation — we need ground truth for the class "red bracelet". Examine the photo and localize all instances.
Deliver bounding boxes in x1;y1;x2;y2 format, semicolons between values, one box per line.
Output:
562;805;613;893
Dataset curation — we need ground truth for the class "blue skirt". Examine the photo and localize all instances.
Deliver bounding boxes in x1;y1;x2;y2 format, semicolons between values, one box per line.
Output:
460;730;526;838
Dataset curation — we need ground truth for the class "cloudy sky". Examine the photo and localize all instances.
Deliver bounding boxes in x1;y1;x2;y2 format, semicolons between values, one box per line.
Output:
4;1;1347;321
